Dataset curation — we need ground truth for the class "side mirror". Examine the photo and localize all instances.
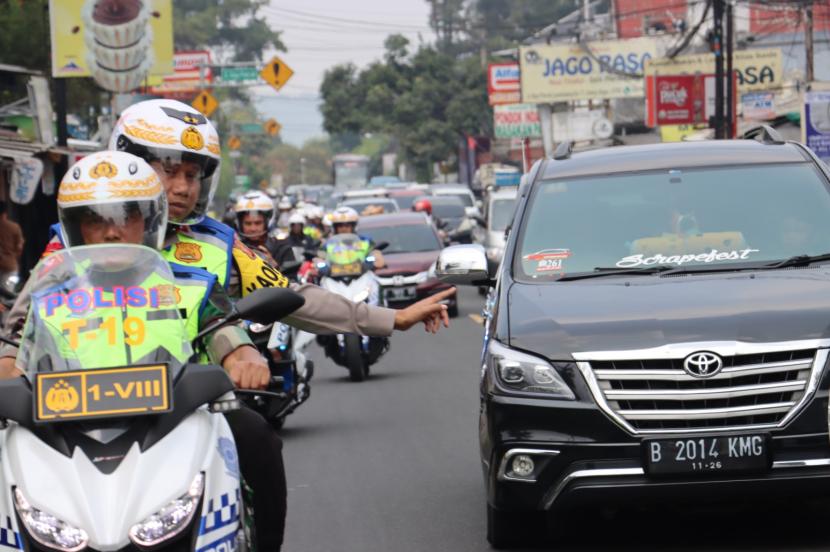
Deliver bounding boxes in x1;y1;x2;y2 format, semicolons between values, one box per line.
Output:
436;244;492;286
234;287;306;325
375;241;389;251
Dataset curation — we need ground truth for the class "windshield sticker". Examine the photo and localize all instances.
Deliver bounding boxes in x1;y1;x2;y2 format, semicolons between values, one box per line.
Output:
616;248;760;268
524;249;571;274
41;286;173;317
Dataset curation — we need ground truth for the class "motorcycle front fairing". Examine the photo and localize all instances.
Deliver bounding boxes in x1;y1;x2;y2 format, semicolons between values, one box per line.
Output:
0;245;244;551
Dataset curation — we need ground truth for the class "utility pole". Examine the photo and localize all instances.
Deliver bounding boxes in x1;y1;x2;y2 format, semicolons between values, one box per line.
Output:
712;0;725;139
725;1;734;139
805;0;814;84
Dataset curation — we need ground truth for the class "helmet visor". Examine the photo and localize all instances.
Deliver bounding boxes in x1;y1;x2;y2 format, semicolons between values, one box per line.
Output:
60;200;167;250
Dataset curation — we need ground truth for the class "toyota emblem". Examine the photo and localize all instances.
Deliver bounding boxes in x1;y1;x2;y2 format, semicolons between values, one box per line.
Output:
683;352;724;378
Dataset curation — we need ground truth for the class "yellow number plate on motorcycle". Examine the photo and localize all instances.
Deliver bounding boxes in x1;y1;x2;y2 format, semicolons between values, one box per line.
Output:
330;262;362;276
35;364;172;423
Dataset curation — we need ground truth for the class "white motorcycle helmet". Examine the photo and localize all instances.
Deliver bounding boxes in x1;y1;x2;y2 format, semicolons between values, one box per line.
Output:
109;99;220;226
234;190;276;238
288;212;306;226
58;151;168;249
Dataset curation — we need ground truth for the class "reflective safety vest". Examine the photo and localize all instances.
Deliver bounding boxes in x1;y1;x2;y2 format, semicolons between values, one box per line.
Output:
303;226;322;242
28;264;216;370
163;217;235;289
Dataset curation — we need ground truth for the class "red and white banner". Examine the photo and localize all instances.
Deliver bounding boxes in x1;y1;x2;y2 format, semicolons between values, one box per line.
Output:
488;63;521;106
150;50;212;98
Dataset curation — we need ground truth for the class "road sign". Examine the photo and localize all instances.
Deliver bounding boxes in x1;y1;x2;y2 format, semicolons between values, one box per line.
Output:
265;118;282;136
260;56;294;92
221;66;259;83
238;123;264;134
192;90;218;117
228;136;242;150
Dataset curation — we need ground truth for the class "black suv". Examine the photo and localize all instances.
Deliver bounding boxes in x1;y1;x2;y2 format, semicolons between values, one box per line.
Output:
437;129;830;548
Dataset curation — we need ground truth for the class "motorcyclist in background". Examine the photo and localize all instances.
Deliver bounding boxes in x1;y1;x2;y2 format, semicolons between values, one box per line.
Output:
275;197;294;229
234;190;296;269
302;205;324;243
285;212;318;251
324;206;386;269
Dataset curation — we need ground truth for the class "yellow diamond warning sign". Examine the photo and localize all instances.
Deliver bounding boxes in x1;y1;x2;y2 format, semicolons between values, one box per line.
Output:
260;56;294;92
192;90;218;117
264;119;282;136
228;136;242;150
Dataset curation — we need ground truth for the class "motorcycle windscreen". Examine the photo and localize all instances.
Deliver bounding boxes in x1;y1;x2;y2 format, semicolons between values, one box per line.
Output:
326;233;368;276
16;244;191;422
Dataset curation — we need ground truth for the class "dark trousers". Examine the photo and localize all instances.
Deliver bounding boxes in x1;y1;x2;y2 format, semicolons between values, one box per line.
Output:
224;406;286;551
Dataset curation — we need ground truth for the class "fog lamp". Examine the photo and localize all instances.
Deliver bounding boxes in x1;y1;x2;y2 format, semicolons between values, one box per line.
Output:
511;454;535;478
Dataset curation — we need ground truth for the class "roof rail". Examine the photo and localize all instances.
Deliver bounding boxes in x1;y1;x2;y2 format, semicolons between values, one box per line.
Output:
553;141;574;160
742;124;785;145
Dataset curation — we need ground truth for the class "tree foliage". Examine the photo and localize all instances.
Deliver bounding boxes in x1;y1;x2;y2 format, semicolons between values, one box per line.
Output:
320;36;489;181
172;0;284;62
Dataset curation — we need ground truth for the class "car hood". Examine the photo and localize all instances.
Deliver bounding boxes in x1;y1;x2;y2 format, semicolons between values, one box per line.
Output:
376;251;438;276
508;269;830;360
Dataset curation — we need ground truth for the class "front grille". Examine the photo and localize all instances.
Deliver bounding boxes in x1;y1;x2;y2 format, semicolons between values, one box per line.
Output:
586;348;819;433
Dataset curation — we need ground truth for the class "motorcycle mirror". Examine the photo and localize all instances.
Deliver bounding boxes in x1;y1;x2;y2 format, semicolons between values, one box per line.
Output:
233;287;306;325
302;250;317;261
375;241;390;251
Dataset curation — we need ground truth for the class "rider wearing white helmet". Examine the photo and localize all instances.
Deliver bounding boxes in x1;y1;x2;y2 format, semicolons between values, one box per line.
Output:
234;190;295;269
325;207;386;268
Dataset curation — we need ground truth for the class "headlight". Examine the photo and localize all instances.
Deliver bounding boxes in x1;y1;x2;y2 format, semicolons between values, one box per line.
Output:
488;340;575;399
14;488;88;552
129;473;204;548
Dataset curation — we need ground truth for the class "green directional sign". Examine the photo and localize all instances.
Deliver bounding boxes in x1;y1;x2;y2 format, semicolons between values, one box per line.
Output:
238;123;264;134
221;66;259;83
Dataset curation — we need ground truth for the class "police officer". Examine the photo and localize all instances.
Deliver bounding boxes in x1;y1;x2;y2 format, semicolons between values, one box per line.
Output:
234;190;295;269
5;151;289;549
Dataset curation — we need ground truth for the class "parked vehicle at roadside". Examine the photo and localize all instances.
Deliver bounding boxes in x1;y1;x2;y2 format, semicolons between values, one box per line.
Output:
438;130;830;548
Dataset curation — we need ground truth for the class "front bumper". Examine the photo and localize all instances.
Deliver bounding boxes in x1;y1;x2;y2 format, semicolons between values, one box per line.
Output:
483;390;830;513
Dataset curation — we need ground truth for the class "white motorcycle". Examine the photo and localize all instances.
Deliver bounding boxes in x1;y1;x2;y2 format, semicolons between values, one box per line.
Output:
316;234;389;382
0;244;303;552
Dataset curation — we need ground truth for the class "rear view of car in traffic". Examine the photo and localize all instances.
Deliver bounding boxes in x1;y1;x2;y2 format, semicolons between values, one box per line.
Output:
341;197;399;215
437;130;830;548
359;212;458;317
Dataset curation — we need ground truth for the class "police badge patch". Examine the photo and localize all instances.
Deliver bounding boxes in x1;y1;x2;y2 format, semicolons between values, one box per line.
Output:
174;242;203;263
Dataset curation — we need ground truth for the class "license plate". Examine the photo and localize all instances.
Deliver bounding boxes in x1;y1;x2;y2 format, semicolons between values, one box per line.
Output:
385;286;416;301
644;434;769;475
35;364;172;423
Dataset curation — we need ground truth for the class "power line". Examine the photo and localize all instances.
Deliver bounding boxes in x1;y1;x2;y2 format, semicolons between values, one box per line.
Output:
262;6;432;32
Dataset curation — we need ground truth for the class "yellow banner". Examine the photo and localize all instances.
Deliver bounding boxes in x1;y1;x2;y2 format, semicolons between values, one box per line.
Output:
520;37;659;103
659;124;707;143
49;0;173;78
645;48;782;92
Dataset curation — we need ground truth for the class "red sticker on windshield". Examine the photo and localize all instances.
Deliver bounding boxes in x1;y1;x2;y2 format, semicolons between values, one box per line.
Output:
525;249;571;274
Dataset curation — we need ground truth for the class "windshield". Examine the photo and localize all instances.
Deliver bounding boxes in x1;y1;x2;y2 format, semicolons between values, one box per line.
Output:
17;245;193;379
359;223;442;254
439;191;473;207
324;234;371;275
334;161;368;188
390;194;421;210
490;198;516;232
431;200;465;219
343;199;398;214
516;163;830;280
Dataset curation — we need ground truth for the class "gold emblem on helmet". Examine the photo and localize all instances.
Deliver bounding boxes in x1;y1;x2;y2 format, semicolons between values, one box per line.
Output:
89;160;118;179
45;380;80;413
181;127;205;151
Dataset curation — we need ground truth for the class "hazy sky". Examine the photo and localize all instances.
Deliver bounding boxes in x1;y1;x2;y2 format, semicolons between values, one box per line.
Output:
252;0;436;145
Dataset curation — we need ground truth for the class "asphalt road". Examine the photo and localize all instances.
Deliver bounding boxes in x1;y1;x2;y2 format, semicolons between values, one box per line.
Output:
281;287;830;552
